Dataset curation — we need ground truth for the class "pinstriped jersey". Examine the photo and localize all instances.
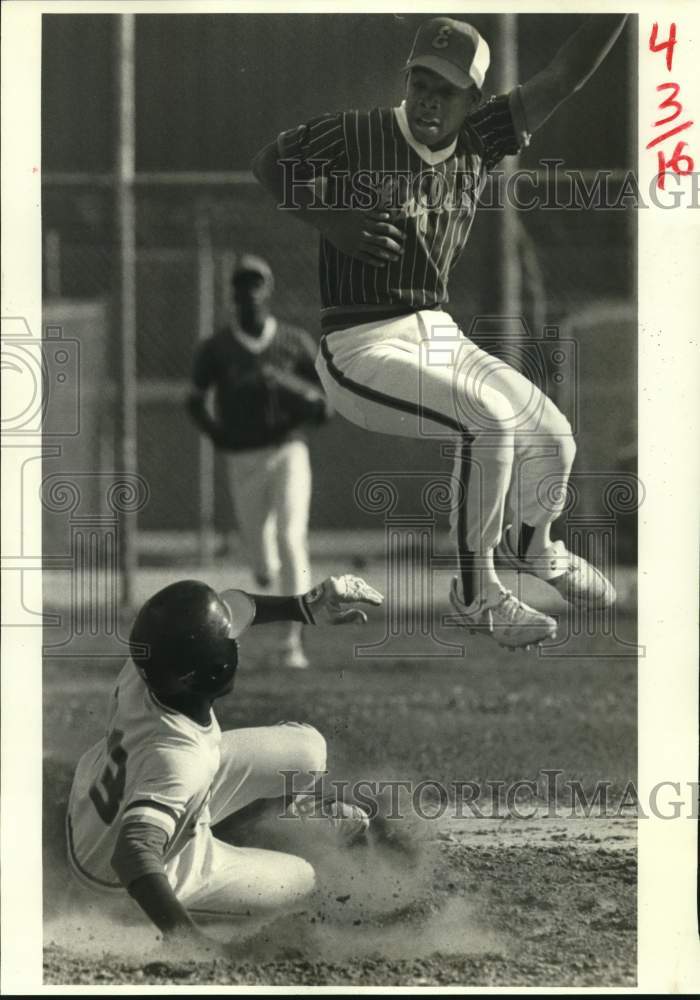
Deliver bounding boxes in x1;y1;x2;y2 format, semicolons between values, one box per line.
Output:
67;659;222;892
277;91;529;334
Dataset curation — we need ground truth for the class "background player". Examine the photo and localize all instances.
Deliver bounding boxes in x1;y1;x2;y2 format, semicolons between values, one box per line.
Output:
252;15;627;651
187;254;331;669
66;573;383;951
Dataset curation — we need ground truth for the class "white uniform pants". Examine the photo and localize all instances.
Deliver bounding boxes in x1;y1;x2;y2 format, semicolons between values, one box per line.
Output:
167;722;326;918
316;311;575;600
226;440;312;644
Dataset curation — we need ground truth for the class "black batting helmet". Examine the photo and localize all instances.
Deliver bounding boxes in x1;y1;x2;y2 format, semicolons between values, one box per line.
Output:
129;580;239;698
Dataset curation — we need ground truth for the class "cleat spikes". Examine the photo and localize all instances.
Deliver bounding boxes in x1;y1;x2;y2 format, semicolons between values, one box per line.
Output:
448;576;557;651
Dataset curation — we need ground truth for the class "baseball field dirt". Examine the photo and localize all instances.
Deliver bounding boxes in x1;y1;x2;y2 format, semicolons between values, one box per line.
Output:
43;610;637;987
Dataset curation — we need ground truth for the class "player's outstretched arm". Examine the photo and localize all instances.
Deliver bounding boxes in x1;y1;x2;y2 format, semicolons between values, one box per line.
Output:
225;575;384;627
520;14;628;134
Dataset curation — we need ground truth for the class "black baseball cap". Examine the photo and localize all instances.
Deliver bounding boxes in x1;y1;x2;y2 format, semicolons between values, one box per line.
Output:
232;254;274;286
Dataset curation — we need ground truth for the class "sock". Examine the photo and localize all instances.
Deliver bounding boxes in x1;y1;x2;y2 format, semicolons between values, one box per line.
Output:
459;550;501;606
519;523;551;559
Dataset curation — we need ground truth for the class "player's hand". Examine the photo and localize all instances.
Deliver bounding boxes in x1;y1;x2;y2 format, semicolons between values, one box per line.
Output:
303;574;384;625
317;209;405;268
161;925;230;959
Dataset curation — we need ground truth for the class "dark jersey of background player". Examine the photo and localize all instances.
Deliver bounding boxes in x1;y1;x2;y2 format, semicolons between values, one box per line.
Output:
188;255;327;451
277;91;529;335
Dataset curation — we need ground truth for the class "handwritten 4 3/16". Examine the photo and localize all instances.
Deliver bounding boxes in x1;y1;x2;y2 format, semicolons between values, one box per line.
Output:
647;22;694;190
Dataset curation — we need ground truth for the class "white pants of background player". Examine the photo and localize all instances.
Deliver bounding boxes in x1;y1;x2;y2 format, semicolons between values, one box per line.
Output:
168;722;325;918
226;439;312;649
316;310;575;599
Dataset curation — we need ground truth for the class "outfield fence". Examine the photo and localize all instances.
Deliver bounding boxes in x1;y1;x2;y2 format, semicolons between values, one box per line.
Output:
41;175;637;578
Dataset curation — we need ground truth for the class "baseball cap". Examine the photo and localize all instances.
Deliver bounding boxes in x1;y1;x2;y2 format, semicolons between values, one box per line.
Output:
405;17;490;91
232;254;274;285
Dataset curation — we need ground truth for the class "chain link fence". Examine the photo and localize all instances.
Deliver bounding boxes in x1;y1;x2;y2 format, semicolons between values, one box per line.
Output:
41;179;637;566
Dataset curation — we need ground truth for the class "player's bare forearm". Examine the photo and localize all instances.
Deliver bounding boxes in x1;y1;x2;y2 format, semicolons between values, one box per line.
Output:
127;873;226;954
187;392;230;448
251;141;285;201
111;822;201;939
521;14;628;133
552;14;628;94
126;871;200;937
187;392;218;437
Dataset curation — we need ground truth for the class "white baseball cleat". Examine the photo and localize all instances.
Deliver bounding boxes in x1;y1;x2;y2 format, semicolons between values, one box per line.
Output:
286;795;371;846
449;577;557;650
498;526;616;610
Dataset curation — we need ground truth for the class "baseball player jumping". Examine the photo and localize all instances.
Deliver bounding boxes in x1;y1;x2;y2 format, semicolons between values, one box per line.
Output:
252;15;627;650
66;573;383;951
188;254;330;669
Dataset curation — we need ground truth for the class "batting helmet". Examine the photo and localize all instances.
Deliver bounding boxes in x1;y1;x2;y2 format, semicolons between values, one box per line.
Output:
129;580;239;698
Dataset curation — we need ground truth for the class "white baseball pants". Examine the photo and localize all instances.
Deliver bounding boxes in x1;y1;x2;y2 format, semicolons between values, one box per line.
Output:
227;440;312;644
316;310;575;602
167;722;326;918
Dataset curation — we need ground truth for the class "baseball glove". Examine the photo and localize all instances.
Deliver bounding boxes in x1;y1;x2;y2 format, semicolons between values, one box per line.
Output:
302;574;384;625
260;364;330;423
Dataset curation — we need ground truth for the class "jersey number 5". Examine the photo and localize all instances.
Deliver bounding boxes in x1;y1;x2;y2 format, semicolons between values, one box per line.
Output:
89;729;127;824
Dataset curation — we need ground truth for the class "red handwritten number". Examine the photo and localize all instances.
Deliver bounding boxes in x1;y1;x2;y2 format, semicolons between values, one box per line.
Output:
646;119;693;150
654;82;682;127
89;730;127;824
656;141;694;190
649;22;677;71
648;24;694;189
